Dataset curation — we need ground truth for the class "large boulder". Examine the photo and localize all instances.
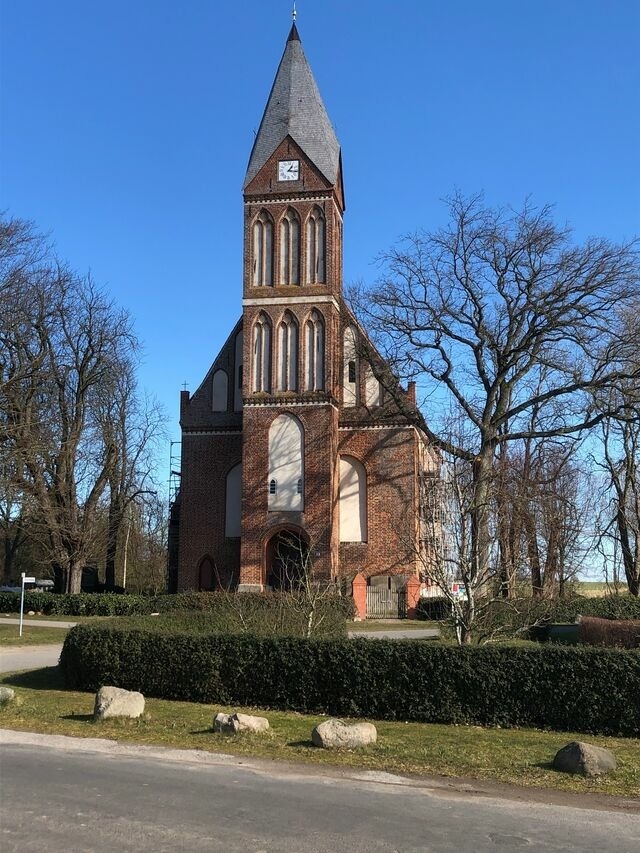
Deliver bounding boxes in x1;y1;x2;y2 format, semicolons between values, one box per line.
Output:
552;741;617;777
0;686;15;704
94;686;145;720
312;719;377;749
213;712;270;734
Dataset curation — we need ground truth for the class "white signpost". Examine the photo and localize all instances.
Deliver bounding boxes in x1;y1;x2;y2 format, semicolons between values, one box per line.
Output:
19;573;36;637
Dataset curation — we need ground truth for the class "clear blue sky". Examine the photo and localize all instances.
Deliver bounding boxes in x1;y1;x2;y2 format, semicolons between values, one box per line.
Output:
2;0;639;489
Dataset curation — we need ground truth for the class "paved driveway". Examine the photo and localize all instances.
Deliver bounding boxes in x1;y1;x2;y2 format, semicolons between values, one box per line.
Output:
0;644;62;672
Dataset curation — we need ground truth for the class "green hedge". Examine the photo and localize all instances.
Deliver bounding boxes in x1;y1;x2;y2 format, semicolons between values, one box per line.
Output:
0;590;353;631
0;591;155;616
60;625;640;736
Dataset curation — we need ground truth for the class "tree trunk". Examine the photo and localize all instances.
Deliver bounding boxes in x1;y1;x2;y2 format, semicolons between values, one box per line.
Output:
68;562;83;594
471;450;494;589
105;494;123;592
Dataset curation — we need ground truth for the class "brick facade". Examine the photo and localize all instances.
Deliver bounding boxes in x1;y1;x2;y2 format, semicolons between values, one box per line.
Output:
171;24;436;602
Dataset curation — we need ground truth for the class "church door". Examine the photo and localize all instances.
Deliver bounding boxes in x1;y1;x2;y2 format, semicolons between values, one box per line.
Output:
266;529;309;591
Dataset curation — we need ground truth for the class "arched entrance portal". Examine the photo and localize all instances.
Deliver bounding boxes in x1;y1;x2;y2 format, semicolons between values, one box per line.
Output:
265;528;310;591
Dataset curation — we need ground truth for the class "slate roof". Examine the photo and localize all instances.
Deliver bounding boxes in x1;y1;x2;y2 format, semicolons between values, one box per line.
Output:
244;23;341;188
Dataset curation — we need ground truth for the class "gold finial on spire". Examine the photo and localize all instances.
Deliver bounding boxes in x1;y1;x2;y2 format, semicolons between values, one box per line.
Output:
292;1;297;23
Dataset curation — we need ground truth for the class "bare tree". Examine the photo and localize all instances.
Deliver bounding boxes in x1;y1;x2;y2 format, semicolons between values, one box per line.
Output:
350;193;639;592
1;216;138;592
595;400;640;596
99;362;165;591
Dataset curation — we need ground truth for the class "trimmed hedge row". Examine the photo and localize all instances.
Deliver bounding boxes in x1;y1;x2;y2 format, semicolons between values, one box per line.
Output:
579;617;640;649
60;624;640;736
416;594;640;630
0;590;353;628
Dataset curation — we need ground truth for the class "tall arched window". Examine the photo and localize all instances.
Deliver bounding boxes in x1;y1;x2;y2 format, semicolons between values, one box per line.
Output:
339;456;368;542
343;326;358;405
225;463;242;538
253;210;273;286
212;369;228;412
234;330;243;412
268;414;304;511
364;364;381;407
306;206;325;283
277;311;298;392
279;209;300;285
252;313;271;393
304;310;325;391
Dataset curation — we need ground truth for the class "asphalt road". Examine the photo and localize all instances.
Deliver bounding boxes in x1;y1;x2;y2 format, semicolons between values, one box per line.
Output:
1;733;639;853
0;644;62;672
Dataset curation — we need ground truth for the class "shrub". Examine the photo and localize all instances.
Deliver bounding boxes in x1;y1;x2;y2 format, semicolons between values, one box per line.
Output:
579;617;640;649
0;589;352;635
60;624;640;736
415;598;450;620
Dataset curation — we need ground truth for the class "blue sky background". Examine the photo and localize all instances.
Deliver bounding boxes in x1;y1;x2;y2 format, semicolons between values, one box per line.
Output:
2;0;639;493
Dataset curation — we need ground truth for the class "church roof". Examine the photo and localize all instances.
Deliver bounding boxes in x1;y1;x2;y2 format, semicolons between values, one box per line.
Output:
244;23;341;188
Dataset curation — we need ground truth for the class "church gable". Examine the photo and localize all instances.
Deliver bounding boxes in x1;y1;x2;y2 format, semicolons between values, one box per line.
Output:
180;318;243;430
337;302;416;424
244;136;335;198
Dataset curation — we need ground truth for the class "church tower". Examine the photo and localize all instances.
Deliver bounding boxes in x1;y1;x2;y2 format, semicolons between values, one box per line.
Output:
238;22;344;589
173;21;435;603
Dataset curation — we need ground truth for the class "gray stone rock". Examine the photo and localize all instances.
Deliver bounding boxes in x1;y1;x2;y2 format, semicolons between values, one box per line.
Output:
93;686;145;720
552;741;617;777
0;686;16;704
213;711;270;734
312;719;377;749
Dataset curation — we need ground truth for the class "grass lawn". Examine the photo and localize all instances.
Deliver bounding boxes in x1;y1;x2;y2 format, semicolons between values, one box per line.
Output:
1;666;638;799
0;625;70;646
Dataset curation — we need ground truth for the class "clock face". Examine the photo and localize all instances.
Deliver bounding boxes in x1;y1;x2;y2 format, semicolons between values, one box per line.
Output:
278;159;299;181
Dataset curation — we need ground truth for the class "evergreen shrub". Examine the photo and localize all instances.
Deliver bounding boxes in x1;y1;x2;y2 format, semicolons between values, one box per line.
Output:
0;590;353;630
60;625;640;736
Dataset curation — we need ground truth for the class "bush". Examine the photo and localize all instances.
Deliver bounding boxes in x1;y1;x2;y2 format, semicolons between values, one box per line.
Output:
0;591;155;616
579;617;640;649
60;624;640;736
0;590;353;634
415;598;450;620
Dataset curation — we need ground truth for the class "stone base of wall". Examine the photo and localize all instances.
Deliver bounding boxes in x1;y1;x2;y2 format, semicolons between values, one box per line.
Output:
237;583;264;593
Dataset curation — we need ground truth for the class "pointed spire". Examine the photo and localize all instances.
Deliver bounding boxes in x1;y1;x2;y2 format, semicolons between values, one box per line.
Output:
288;21;300;42
244;24;340;189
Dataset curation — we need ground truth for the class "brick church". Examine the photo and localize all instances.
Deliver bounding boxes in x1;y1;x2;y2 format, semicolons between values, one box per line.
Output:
169;22;438;607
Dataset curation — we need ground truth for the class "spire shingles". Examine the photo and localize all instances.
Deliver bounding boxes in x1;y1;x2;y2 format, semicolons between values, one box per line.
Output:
244;27;340;188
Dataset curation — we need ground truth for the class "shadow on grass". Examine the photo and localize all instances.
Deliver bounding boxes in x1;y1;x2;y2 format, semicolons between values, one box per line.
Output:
287;739;315;748
59;713;94;723
190;728;215;736
533;760;556;772
2;666;66;691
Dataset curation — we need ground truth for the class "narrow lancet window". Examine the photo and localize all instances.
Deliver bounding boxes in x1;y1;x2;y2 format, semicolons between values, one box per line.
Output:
277;311;298;392
280;209;300;285
253;211;273;286
304;310;325;391
306;206;325;283
252;313;271;392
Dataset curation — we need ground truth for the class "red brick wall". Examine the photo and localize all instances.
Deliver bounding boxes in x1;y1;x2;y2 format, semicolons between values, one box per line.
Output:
177;432;243;590
239;403;339;585
338;427;419;580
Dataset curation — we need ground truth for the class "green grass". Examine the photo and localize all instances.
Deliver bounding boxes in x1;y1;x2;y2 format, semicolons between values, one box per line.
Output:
0;625;70;646
2;666;638;798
